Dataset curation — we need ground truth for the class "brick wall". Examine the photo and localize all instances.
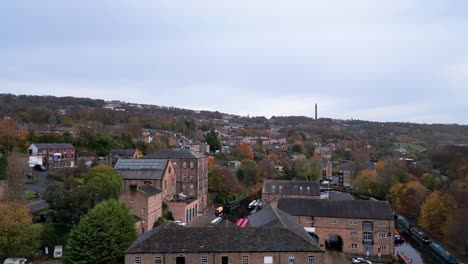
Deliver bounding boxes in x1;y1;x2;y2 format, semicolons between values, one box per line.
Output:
125;251;324;264
296;216;394;256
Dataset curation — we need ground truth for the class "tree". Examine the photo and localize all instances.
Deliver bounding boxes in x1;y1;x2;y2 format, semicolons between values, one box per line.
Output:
83;165;121;202
388;181;430;219
419;191;455;237
420;173;441;191
64;200;137;264
352;169;378;196
0;202;43;259
239;143;254;160
256;158;277;180
237;159;258;186
205;130;221;152
208;164;244;203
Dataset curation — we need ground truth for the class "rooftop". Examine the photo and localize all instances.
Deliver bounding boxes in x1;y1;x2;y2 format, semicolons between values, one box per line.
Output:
277;198;394;220
262;180;320;196
138;184;161;196
30;143;75;149
126;222;322;254
114;159;169;180
144;148;206;159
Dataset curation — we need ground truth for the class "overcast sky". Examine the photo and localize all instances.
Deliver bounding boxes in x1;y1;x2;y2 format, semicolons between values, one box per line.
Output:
1;1;467;124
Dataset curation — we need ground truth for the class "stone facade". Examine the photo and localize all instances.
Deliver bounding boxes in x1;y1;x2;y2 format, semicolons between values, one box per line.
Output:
120;185;163;235
119;160;177;202
144;149;208;212
166;198;199;224
125;251;323;264
296;215;395;256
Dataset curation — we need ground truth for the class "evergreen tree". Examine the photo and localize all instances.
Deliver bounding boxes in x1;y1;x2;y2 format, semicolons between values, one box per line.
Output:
63;200;137;264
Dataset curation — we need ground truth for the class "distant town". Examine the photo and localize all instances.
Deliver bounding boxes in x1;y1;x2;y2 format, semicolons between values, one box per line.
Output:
0;94;467;264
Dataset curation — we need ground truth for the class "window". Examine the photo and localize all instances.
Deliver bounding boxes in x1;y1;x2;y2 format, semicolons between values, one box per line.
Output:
164;180;167;190
350;220;357;225
189;176;194;182
173;161;177;167
154;257;162;264
351;231;357;238
182;176;187;182
135;257;142;264
307;256;315;264
183;162;187;168
363;232;373;241
264;256;273;264
190;161;194;168
351;244;358;249
169;167;172;173
242;256;249;264
362;221;373;230
182;184;186;190
144;180;152;185
142;208;146;215
222;256;228;264
288;256;295;264
379;232;386;238
201;256;207;264
380;245;387;251
330;219;337;224
176;257;185;264
378;222;386;227
190;184;194;189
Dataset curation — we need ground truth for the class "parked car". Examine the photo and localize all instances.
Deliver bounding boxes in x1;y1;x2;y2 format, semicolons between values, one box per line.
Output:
173;220;186;226
352;257;372;264
3;258;30;264
53;245;63;259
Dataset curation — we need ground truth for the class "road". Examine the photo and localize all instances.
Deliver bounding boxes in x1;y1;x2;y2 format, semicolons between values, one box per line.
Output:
25;169;51;212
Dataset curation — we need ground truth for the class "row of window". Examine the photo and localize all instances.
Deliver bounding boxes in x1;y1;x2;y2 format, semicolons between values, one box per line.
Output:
134;255;315;264
329;219;387;227
350;231;387;238
173;161;195;168
350;244;387;251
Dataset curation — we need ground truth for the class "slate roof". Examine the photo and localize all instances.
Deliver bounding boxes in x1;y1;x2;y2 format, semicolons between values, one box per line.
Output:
31;143;75;149
277;198;394;220
144;148;206;159
328;192;355;200
114;159;168;180
126;222;322;254
262;180;320;196
110;149;136;157
248;206;320;248
138;184;161;196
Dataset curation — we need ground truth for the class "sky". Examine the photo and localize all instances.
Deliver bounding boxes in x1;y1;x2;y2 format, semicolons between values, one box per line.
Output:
1;1;467;124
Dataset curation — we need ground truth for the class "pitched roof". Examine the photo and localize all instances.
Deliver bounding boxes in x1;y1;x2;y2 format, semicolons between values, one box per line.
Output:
277;198;394;220
144;148;206;159
328;192;355;200
138;184;161;196
114;159;168;180
30;143;75;149
126;222;322;254
262;180;320;196
110;149;136;157
248;206;320;247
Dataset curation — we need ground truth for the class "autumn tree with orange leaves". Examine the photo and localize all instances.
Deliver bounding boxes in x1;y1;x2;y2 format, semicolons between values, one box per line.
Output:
239;142;254;160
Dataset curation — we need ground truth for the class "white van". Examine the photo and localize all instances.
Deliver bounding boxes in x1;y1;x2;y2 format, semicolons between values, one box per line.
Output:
3;258;29;264
53;246;63;259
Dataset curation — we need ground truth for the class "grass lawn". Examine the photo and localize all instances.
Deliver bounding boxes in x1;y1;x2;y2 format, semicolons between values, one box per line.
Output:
24;190;38;199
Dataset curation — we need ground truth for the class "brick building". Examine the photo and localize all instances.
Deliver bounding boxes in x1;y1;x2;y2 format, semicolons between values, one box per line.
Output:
125;222;323;264
143;149;208;212
115;159;177;202
277;199;395;256
120;184;163;235
262;180;320;204
166;198;199;224
26;143;75;168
